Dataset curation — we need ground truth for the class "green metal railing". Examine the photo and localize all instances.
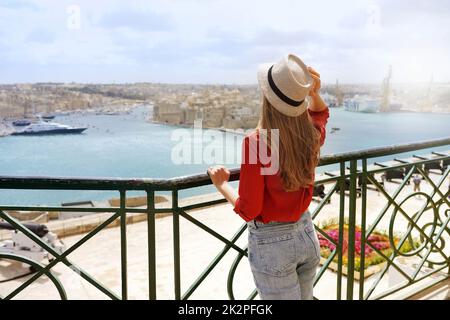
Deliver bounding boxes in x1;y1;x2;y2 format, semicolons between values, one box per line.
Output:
0;137;449;300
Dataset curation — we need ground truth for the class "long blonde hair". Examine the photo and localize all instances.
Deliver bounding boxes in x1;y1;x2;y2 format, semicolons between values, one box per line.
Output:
257;97;321;191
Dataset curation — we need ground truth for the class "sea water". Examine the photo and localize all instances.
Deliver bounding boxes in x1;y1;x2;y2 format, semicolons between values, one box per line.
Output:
0;106;449;205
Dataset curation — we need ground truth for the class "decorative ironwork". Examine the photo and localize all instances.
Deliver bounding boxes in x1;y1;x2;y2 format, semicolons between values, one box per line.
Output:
0;137;449;300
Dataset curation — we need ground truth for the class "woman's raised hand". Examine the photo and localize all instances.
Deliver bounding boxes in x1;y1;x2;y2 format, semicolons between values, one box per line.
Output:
307;66;321;97
307;66;327;111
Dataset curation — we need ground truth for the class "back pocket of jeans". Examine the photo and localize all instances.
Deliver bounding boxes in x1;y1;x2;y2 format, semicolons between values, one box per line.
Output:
304;225;321;260
249;233;296;277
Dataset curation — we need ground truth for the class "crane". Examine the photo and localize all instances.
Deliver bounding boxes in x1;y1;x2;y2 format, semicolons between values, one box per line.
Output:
380;65;392;112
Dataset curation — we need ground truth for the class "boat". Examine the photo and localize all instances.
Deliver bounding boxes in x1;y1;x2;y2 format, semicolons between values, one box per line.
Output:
12;119;31;126
322;92;340;108
344;95;380;113
41;114;56;120
12;121;87;136
330;127;341;134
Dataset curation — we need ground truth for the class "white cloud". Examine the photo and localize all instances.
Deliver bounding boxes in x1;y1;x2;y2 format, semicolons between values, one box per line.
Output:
0;0;449;83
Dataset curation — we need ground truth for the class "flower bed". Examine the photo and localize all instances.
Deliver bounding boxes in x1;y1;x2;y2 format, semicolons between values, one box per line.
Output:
317;222;417;279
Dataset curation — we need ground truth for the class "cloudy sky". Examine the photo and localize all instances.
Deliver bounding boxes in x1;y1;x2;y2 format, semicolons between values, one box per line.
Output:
0;0;449;84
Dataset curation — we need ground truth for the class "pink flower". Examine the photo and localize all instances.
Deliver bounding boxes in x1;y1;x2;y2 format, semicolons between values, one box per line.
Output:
371;241;389;250
318;228;390;257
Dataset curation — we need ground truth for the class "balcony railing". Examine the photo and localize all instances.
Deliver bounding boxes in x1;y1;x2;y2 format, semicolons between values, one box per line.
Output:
0;137;449;300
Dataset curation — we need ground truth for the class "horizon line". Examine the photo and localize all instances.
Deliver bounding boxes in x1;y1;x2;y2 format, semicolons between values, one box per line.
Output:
1;81;449;87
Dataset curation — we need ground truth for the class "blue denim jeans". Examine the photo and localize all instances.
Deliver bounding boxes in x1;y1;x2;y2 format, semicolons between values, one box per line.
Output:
247;211;321;300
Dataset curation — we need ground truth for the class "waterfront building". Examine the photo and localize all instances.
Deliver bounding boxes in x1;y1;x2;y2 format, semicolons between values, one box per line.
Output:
153;101;184;125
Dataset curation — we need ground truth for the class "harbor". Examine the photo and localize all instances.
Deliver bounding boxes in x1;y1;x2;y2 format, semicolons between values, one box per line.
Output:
0;106;449;206
1;101;449;300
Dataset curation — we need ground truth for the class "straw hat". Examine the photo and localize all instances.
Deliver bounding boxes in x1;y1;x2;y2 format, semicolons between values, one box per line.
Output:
257;54;313;117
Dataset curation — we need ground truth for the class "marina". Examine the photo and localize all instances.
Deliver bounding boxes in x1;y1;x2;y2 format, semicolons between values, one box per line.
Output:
1;106;450;205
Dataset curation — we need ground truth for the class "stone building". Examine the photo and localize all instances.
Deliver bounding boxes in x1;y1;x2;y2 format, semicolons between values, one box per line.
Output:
203;107;225;128
183;107;200;125
153;102;184;124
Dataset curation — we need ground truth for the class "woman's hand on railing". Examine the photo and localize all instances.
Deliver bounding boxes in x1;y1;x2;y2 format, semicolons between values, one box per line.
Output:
207;165;238;206
207;165;230;188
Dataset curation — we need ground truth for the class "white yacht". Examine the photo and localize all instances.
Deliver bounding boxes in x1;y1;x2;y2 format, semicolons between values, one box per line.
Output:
12;121;87;136
344;95;380;113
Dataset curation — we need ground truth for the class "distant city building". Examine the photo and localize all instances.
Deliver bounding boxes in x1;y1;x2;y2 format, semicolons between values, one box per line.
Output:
153;101;184;125
1;82;449;123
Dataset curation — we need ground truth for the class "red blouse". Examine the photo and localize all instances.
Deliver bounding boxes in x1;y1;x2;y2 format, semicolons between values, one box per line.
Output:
233;108;330;223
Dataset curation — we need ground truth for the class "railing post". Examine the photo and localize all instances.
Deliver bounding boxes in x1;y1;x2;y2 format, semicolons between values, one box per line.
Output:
119;189;128;300
359;158;367;299
172;189;181;299
337;161;346;300
346;159;358;300
146;189;157;300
